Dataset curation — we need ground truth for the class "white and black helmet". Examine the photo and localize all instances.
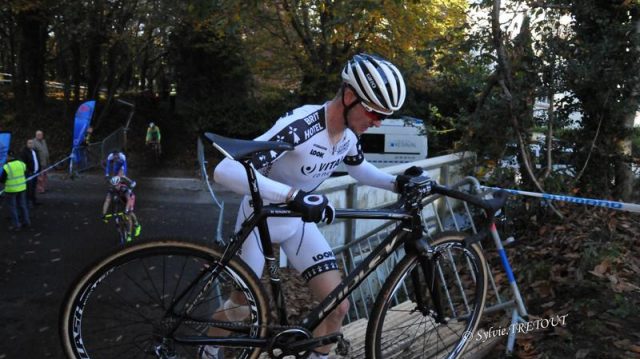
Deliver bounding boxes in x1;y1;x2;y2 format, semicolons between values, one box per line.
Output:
341;53;406;114
110;176;121;186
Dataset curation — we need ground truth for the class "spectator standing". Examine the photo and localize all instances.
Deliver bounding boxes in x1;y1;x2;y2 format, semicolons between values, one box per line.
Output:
84;126;93;145
32;130;50;193
1;151;31;231
20;139;41;206
78;126;94;169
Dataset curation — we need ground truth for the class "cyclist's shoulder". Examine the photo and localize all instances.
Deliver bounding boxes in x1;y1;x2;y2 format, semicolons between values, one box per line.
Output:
260;104;326;141
281;104;323;122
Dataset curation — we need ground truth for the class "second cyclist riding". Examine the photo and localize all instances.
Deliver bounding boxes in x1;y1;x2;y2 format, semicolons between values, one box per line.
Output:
60;133;507;359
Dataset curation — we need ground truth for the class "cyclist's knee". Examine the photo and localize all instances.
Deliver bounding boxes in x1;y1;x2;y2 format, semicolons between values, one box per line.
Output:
328;300;350;322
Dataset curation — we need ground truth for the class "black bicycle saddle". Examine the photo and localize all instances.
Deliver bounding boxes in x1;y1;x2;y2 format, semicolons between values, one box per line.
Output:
203;132;293;161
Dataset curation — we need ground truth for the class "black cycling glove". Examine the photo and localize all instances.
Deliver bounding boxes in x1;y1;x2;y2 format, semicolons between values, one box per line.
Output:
288;190;335;224
395;165;426;193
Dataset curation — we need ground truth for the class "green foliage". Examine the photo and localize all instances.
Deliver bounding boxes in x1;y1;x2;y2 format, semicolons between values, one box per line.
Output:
236;0;470;104
560;1;640;196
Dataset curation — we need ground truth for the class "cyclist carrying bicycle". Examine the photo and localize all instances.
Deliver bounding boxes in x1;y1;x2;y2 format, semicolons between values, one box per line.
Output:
101;175;141;242
105;149;127;178
145;122;162;155
210;53;417;359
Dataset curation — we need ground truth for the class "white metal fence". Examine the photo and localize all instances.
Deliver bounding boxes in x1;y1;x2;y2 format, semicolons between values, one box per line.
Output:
313;155;528;355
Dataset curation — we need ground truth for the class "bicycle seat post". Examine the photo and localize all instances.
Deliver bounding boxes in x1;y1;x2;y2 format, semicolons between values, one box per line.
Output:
241;160;264;211
239;159;290;325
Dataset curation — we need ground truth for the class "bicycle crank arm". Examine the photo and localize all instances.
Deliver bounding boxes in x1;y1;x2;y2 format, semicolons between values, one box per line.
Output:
288;332;343;353
173;335;268;348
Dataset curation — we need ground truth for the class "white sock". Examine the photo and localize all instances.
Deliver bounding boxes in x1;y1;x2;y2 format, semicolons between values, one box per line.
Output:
198;345;220;358
307;351;329;359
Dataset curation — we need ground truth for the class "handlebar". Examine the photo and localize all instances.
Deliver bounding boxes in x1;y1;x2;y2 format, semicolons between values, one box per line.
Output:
431;184;508;216
402;175;508;217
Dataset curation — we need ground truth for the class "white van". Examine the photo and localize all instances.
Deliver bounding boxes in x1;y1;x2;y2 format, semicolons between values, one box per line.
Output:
336;118;428;173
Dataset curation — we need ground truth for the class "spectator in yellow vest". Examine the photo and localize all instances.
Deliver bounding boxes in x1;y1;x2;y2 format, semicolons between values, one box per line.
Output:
1;151;31;231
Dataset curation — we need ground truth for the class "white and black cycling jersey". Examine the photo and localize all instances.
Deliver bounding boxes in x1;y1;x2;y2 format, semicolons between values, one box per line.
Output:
214;103;398;281
214;103;395;203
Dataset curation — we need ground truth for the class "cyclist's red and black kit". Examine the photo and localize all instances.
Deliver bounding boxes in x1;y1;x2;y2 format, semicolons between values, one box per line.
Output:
109;177;136;212
215;104;395;281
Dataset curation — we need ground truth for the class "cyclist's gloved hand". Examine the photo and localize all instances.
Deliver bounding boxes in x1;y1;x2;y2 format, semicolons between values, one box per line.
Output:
404;165;424;177
288;190;334;224
395;166;426;193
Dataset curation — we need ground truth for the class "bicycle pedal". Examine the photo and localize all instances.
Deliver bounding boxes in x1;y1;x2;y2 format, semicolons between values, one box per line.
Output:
335;337;351;356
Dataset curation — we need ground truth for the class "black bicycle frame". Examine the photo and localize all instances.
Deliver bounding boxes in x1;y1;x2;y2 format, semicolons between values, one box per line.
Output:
168;160;436;346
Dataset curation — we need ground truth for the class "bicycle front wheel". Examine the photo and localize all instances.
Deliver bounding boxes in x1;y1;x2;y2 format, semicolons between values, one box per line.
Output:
60;240;270;359
115;215;130;245
366;231;488;359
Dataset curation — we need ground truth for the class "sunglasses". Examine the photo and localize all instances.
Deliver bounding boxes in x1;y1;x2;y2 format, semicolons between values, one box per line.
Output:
360;101;392;121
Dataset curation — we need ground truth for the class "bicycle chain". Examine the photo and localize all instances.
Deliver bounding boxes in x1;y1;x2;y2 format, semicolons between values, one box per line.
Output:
182;319;305;332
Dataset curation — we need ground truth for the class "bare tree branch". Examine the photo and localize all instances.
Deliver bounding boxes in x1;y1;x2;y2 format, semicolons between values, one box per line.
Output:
492;0;563;218
528;2;571;10
572;111;605;184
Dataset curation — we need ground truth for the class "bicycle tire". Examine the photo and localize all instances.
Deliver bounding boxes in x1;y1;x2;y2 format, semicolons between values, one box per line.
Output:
365;231;488;359
115;215;129;245
60;240;270;359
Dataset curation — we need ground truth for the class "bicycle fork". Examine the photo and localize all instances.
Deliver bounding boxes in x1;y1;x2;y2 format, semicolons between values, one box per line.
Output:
410;239;447;323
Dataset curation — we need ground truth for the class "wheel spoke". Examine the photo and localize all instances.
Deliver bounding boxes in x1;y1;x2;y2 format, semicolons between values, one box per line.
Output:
366;233;488;359
61;242;268;359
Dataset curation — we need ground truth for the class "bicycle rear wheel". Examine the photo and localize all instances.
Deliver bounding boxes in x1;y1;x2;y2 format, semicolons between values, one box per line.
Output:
366;231;488;359
60;240;270;359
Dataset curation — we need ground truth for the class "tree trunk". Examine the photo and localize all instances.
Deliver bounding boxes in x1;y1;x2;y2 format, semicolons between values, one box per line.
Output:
71;41;82;106
613;12;639;201
87;41;102;100
14;8;48;120
614;112;635;200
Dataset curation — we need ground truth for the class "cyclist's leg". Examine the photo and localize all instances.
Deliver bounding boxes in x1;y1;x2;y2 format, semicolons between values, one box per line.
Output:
102;192;112;216
203;197;302;340
282;223;349;355
126;193;140;225
204;197;266;339
129;194;143;238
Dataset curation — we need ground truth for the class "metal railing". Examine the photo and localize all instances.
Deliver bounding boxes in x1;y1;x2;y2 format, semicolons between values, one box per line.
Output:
70;127;125;173
198;145;527;355
329;176;528;355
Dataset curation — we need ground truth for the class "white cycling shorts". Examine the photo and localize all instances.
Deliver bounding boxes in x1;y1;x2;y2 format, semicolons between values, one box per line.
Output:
235;196;338;282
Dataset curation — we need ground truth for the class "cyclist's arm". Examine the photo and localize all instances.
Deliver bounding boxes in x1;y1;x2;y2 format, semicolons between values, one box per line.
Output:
213;158;291;203
343;138;395;191
346;159;395;192
213;109;322;203
119;153;128;175
145;129;151;143
105;154;113;176
120;175;136;187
